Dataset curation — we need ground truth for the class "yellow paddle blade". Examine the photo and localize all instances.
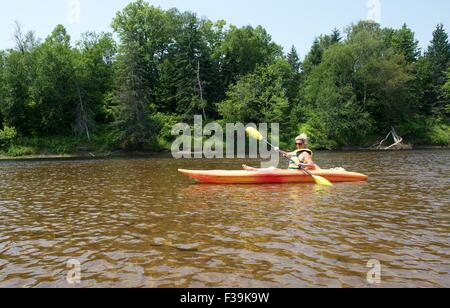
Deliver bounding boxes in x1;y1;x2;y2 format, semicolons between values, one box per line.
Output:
246;127;263;141
312;175;333;187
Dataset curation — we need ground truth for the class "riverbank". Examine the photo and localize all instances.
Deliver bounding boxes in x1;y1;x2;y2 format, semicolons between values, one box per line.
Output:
0;150;171;162
0;131;169;161
1;146;449;162
340;145;450;151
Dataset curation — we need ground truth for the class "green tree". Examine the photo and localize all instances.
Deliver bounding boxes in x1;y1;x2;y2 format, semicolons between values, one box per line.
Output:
284;46;303;103
156;11;215;119
0;49;37;134
331;28;342;44
217;25;283;86
420;24;450;115
0;51;6;124
0;23;40;134
30;25;79;134
384;24;420;63
300;21;416;147
302;38;323;75
197;19;229;112
346;22;416;130
113;41;156;150
393;24;420;63
382;24;422;132
218;60;289;125
111;0;171;150
443;68;450;113
287;45;301;72
302;29;342;75
73;32;116;138
301;43;374;147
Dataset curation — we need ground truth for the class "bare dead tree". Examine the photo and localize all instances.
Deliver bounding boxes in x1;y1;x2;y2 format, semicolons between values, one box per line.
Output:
196;60;207;121
12;21;39;53
372;127;411;150
13;21;25;53
74;85;94;141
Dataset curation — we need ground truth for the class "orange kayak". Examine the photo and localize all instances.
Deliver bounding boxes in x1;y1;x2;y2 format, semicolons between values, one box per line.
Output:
178;169;368;184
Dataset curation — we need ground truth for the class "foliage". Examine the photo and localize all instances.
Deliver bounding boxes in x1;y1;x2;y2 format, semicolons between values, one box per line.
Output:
0;1;449;157
286;46;301;72
155;10;217;118
419;24;450;115
152;112;183;149
7;145;36;157
301;28;342;75
384;24;420;63
218;60;290;124
444;69;450;114
427;118;450;145
216;25;283;86
300;21;416;147
73;32;116;138
0;125;18;149
111;0;167;150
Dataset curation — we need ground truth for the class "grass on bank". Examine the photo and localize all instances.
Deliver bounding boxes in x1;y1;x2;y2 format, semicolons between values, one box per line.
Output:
0;125;117;158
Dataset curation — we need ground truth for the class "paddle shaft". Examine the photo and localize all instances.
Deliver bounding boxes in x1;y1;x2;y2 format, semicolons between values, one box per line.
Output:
259;139;307;170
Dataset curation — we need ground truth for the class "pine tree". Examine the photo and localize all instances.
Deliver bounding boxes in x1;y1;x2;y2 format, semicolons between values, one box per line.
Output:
331;28;342;44
111;1;170;150
302;29;342;75
302;38;322;75
113;41;154;150
444;69;450;113
391;23;420;63
422;24;450;115
162;12;210;119
286;45;301;72
0;52;5;125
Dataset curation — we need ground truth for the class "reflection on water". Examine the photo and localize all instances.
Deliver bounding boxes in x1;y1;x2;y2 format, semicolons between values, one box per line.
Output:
0;150;449;287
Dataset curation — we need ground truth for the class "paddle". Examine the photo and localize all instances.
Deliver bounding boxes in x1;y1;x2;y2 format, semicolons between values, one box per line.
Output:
245;127;333;187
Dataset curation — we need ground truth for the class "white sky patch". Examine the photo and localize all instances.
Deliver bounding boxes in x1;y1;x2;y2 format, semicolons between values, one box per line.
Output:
66;0;81;25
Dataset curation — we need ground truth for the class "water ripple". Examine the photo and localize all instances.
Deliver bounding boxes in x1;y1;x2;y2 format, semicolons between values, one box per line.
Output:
0;150;449;287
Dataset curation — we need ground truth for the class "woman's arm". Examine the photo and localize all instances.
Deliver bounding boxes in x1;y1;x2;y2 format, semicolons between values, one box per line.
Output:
301;152;314;165
274;147;290;157
297;153;320;169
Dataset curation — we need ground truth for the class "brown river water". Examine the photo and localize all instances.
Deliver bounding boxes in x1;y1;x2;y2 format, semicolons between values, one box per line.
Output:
0;150;449;288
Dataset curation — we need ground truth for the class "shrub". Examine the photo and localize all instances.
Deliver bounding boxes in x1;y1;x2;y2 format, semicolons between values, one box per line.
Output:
15;136;79;154
428;120;450;145
153;112;183;150
0;126;18;150
7;145;36;157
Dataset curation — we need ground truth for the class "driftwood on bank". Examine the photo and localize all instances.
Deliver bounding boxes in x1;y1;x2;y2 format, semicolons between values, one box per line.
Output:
372;127;413;150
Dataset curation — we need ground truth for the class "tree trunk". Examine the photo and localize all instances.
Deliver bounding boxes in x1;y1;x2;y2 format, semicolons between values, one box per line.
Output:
76;86;91;141
196;60;207;121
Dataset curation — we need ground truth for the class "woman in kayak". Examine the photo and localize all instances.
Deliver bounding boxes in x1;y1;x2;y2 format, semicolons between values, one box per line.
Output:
243;134;320;171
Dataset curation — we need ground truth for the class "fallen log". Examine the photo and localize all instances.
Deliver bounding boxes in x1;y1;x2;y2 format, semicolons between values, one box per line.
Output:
372;127;413;150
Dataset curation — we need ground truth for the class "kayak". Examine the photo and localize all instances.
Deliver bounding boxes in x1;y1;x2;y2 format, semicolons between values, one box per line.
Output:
178;169;368;184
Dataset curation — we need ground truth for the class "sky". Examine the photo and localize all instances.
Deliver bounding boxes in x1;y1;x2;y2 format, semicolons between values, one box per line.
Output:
0;0;449;58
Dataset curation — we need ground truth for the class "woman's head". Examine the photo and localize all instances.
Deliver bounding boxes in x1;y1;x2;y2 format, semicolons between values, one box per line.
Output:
295;134;308;148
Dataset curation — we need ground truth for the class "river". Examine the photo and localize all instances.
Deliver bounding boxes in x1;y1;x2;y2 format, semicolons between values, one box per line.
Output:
0;149;449;288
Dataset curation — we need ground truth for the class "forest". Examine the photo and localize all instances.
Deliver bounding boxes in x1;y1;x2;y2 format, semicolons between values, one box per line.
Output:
0;0;449;157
